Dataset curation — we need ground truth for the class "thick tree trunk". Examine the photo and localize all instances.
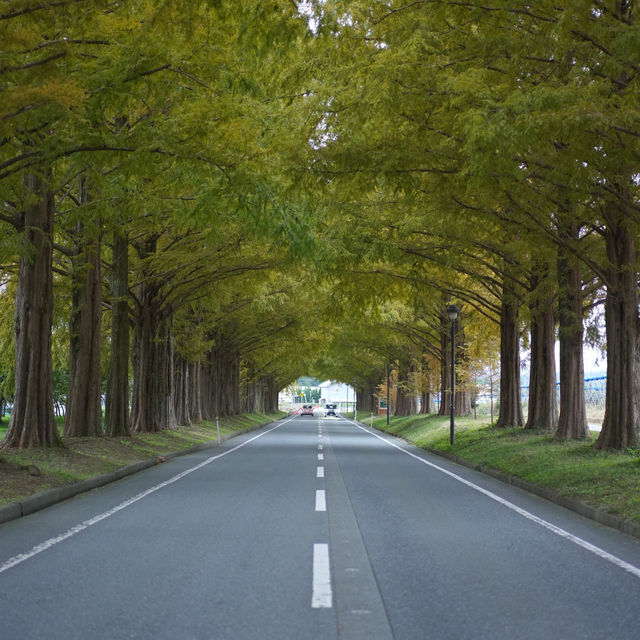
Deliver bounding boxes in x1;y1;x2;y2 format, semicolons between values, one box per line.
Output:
555;234;589;440
596;212;639;449
131;313;177;432
224;350;241;416
130;291;157;431
189;360;204;423
243;374;280;414
525;281;558;431
266;377;280;414
395;361;417;416
202;334;242;418
420;389;435;414
64;183;103;437
420;359;435;414
356;380;378;413
173;355;192;427
2;170;60;449
496;294;524;428
439;315;471;418
154;318;178;429
201;350;216;420
439;314;451;417
105;230;130;437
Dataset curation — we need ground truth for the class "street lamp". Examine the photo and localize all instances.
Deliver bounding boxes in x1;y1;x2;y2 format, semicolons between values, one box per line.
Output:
446;304;460;445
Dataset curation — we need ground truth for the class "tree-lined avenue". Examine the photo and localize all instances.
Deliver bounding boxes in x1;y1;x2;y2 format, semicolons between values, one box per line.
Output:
1;414;640;639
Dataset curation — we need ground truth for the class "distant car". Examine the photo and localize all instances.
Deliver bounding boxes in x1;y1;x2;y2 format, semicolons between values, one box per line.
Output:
301;404;314;416
325;404;337;417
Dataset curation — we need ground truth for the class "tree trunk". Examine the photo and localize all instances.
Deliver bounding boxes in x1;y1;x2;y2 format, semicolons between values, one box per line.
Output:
131;311;177;432
555;233;589;440
395;360;417;416
525;279;558;431
439;314;451;417
420;359;435;414
439;314;471;417
173;355;192;427
496;293;524;428
595;211;639;449
266;377;280;414
356;380;378;413
64;181;103;437
189;360;204;423
105;230;130;437
202;335;241;418
131;277;160;432
2;170;60;449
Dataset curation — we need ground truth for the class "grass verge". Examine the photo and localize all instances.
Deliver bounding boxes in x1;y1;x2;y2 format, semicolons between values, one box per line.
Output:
0;412;286;507
363;413;640;524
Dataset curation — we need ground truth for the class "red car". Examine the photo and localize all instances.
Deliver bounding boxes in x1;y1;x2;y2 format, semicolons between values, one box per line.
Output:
300;404;314;416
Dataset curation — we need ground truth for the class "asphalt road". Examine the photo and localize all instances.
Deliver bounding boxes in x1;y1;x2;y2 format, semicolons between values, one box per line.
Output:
2;414;640;639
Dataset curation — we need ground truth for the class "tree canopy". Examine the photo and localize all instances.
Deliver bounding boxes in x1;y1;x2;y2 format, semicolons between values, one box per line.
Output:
1;1;638;450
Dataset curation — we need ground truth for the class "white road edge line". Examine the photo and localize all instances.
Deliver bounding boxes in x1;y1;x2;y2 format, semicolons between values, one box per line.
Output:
315;489;327;512
0;417;295;575
347;419;640;581
312;543;332;608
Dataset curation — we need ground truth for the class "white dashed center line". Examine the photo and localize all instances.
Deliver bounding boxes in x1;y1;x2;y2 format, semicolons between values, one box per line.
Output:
317;466;325;478
311;543;332;608
315;489;326;511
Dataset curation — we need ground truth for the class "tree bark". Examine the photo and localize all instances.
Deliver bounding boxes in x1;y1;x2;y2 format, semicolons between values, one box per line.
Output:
2;170;60;449
201;332;242;418
131;310;177;432
439;314;451;417
595;210;639;449
356;379;378;413
496;293;524;428
555;232;589;440
525;273;558;431
420;358;435;414
173;354;192;427
395;360;417;416
439;314;471;417
131;274;162;432
105;230;130;437
64;181;103;437
189;360;204;423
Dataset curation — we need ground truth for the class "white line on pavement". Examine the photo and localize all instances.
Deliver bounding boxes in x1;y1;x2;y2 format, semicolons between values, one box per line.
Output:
347;419;640;581
318;444;323;451
315;489;326;512
0;417;294;575
311;543;332;608
317;466;325;478
318;453;324;461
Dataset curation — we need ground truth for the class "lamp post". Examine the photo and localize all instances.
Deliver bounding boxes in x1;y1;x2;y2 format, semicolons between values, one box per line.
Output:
446;304;460;445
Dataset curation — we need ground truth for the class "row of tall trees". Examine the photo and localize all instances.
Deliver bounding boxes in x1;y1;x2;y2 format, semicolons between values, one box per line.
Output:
0;1;315;448
1;2;637;451
295;1;639;449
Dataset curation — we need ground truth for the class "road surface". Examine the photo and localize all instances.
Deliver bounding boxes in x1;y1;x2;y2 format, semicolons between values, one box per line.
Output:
1;413;640;639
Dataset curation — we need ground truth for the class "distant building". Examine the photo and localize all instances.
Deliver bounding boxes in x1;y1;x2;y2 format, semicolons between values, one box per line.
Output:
319;381;354;406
